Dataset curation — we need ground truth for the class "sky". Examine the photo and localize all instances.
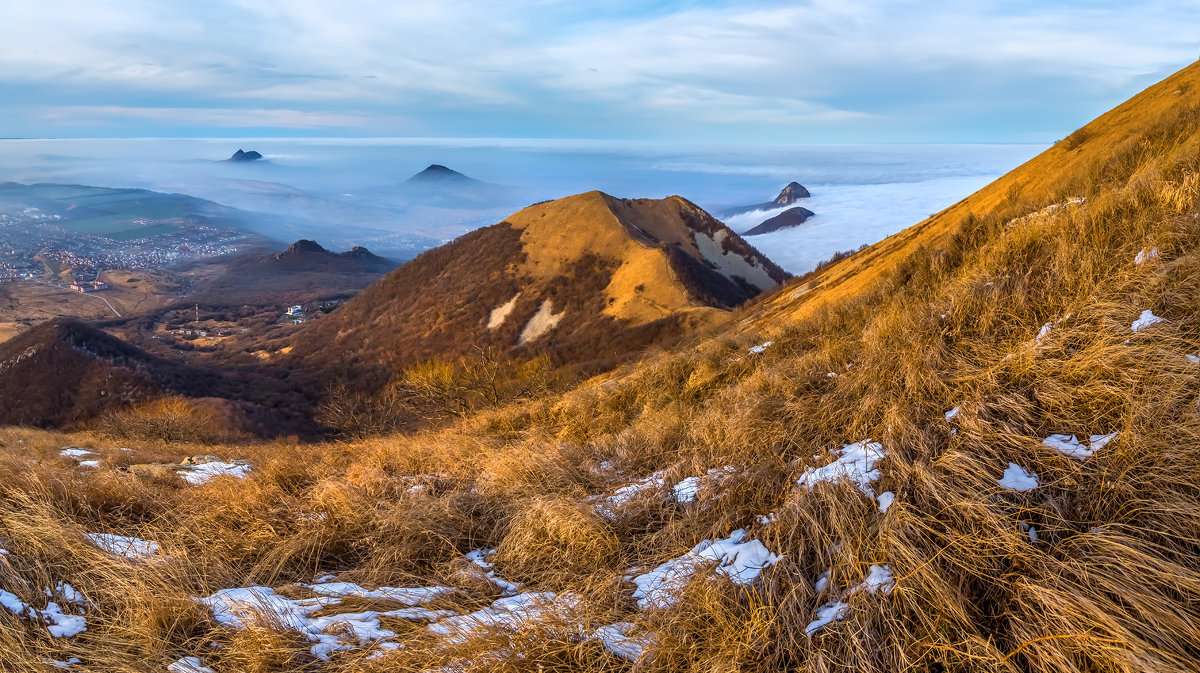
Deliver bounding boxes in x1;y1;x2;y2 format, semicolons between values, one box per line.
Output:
1;1;1197;143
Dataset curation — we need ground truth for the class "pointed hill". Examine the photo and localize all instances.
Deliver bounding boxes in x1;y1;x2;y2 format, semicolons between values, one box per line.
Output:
396;164;510;207
405;164;479;185
724;181;811;217
288;191;789;388
186;240;396;306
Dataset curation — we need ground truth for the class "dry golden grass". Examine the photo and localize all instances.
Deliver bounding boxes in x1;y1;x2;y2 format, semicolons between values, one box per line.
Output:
2;63;1200;672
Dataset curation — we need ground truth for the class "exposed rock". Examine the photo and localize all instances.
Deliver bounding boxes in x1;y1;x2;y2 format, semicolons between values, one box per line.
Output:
743;206;816;236
228;149;263;162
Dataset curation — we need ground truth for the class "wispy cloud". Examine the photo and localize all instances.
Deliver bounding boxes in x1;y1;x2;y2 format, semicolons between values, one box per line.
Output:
0;0;1196;139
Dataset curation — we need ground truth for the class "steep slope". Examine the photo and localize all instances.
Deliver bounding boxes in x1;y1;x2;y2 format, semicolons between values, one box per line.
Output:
289;191;788;388
752;61;1200;331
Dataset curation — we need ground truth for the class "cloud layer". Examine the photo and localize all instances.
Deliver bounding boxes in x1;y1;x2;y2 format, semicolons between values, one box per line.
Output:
1;1;1196;140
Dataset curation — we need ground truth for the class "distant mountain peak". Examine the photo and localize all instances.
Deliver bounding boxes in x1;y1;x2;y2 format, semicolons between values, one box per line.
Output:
280;239;330;256
406;164;476;183
774;182;811;205
228;149;263;162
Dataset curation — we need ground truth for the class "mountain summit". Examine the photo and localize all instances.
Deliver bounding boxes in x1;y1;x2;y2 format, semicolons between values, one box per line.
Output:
405;164;478;184
290;190;788;388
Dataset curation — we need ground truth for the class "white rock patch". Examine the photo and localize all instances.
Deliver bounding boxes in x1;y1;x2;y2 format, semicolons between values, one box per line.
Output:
517;300;565;344
694;229;777;291
487;292;521;329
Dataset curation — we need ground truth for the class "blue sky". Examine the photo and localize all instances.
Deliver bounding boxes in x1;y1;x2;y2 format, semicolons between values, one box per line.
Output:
1;0;1196;142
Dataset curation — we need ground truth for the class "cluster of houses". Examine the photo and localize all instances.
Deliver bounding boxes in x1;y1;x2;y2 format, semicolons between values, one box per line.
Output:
285;304;304;324
70;280;108;292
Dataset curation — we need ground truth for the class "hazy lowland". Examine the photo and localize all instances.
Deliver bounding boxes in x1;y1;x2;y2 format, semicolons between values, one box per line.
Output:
2;51;1200;673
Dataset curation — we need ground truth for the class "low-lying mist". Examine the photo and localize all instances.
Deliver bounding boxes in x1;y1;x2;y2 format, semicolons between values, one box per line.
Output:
0;138;1041;273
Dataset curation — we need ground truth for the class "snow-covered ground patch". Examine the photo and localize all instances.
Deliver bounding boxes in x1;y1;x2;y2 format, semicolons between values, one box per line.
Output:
1131;310;1164;332
178;462;251;485
1135;247;1159;265
592;622;656;662
630;529;778;609
85;533;159;560
876;491;895;513
78;460;100;468
59;448;95;458
748;341;773;355
797;440;886;497
196;585;454;660
805;563;895;636
168;657;215;673
1187;354;1200;364
300;582;456;605
594;472;666;520
671;466;737;503
0;586;88;638
1036;322;1053;345
428;591;577;645
1042;432;1117;460
465;548;521;596
944;406;960;421
998;463;1039;491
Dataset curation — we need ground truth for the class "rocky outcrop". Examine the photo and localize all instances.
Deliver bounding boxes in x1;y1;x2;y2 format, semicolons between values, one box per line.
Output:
743;206;816;236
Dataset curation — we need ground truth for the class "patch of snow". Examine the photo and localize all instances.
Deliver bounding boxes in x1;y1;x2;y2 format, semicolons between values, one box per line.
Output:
1131;310;1164;332
1187;354;1200;364
856;564;895;595
797;440;886;497
1;588;89;638
805;600;850;636
826;372;838;378
78;460;100;468
1036;323;1053;344
671;466;737;503
814;570;831;592
1020;523;1038;543
428;592;575;645
756;512;776;526
594;471;666;520
517;300;564;344
748;341;773;354
486;293;521;330
178;462;251;485
944;406;960;421
997;463;1039;491
195;586;451;660
301;582;455;606
46;658;82;669
876;491;895;513
168;657;215;673
1042;432;1117;460
630;529;778;609
1135;247;1159;265
592;622;655;662
694;229;777;291
465;548;521;596
86;533;159;560
59;448;95;458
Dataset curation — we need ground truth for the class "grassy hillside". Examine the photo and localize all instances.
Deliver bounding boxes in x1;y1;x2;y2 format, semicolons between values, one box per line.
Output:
1;63;1200;672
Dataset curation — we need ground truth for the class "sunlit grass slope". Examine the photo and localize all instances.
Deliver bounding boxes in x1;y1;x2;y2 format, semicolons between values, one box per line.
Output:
2;61;1200;671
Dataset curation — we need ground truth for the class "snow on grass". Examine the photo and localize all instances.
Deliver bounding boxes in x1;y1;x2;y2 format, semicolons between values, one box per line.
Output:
756;512;776;526
196;585;454;660
167;657;215;673
301;582;455;606
944;406;960;420
1035;322;1053;344
178;462;251;485
797;440;886;497
748;341;773;355
85;533;159;560
594;472;666;520
1020;523;1038;543
1042;432;1118;460
465;548;521;596
46;658;82;669
78;460;100;468
1135;247;1159;265
1131;310;1165;332
59;448;95;458
1187;354;1200;364
805;563;895;636
592;622;656;662
672;466;737;503
0;587;88;638
428;592;577;645
876;491;895;513
997;463;1039;491
630;529;778;609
